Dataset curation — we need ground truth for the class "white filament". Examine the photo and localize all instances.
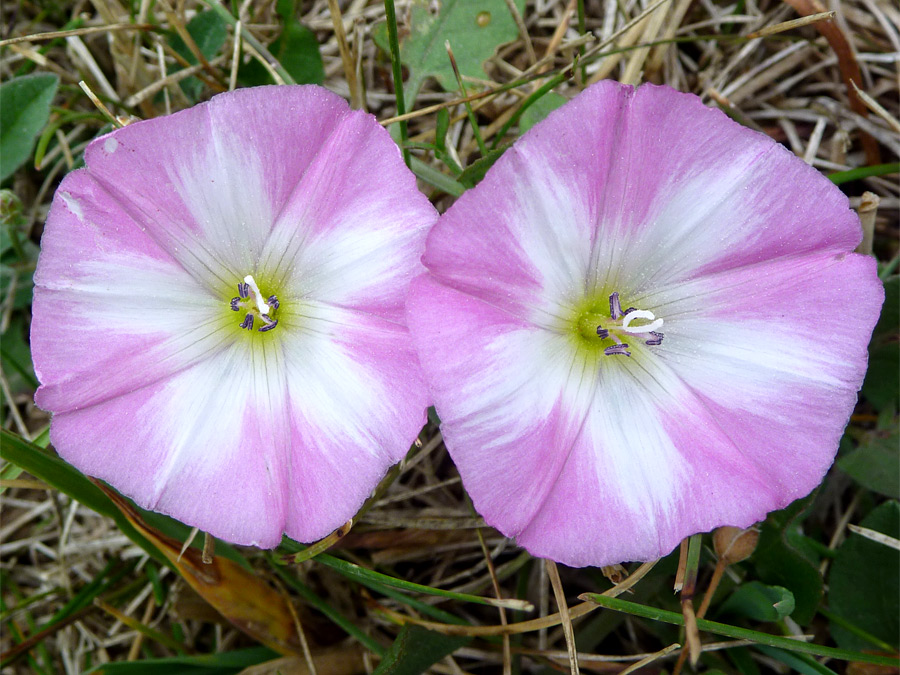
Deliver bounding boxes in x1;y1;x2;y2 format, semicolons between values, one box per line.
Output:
243;274;270;315
621;309;664;334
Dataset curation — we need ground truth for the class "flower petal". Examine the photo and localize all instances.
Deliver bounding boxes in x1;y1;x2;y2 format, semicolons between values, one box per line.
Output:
32;170;229;414
411;80;883;566
407;275;599;535
259;110;437;323
49;338;290;547
281;303;429;541
80;86;352;283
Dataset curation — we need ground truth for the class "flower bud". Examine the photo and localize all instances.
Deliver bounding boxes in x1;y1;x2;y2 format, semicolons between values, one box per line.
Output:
713;526;759;565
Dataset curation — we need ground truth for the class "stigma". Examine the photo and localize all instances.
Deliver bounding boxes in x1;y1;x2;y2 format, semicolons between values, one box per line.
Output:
597;292;665;357
230;275;279;333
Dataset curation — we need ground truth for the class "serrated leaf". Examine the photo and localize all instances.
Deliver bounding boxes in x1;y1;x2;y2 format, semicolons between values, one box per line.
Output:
719;581;795;622
838;432;900;498
828;500;900;652
0;74;59;181
383;0;525;101
373;625;471;675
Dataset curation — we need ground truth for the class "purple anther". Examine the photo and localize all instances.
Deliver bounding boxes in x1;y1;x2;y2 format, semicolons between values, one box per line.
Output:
258;318;278;333
238;282;250;299
604;343;631;357
230;297;241;311
623;307;637;315
645;331;664;346
596;327;610;339
609;292;623;320
267;295;280;310
240;313;254;330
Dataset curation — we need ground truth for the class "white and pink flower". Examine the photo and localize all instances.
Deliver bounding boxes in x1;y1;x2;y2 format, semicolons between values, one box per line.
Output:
407;81;884;567
32;85;438;548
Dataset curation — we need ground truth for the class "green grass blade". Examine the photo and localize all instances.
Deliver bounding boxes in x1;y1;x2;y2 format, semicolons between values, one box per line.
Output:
581;593;899;667
315;553;533;611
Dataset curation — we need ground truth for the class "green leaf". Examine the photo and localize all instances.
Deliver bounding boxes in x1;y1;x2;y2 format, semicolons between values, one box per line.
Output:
239;3;323;86
0;74;59;181
828;500;900;652
379;0;525;102
169;11;227;100
755;646;839;675
518;90;567;133
272;22;324;84
373;625;471;675
751;498;823;624
718;582;795;622
457;144;509;188
838;431;900;498
85;647;277;674
862;277;899;410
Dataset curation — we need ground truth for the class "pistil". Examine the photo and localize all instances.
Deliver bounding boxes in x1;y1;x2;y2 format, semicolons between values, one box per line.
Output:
587;292;665;357
230;275;280;333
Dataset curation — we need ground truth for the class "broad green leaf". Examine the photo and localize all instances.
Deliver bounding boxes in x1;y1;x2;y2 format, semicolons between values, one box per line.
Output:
239;0;323;85
0;74;59;181
376;0;526;102
828;500;900;652
751;498;823;624
718;582;795;622
373;625;471;675
169;10;228;101
86;647;276;674
519;90;567;133
862;277;899;410
838;431;900;498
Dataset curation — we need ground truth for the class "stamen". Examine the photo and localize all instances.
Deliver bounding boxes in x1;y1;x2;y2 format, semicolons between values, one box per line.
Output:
258;317;278;333
238;282;249;299
240;314;254;330
596;326;610;339
609;292;623;320
645;331;664;346
604;344;631;357
267;295;280;310
243;275;270;315
230;297;240;311
622;309;664;334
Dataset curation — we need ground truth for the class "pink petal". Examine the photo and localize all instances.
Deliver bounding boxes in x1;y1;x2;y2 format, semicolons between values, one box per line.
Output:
411;81;883;566
282;304;429;541
34;86;435;547
32;170;228;414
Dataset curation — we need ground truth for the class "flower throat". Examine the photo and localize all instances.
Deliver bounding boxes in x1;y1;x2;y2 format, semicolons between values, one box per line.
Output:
577;292;664;357
230;275;279;333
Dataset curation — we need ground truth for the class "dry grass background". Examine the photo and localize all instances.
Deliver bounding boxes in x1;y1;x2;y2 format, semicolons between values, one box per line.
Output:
1;0;898;672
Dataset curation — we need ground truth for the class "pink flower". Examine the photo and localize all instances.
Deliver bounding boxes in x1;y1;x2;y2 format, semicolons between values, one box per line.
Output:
32;86;437;548
407;81;884;567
